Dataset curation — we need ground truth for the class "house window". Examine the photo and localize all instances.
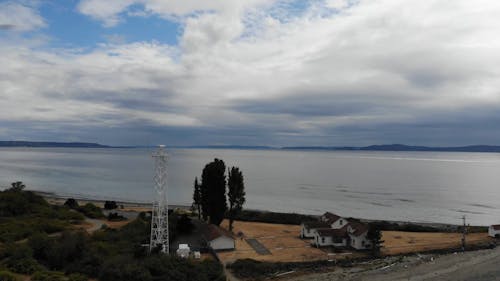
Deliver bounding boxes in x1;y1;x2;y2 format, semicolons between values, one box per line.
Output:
322;237;325;243
339;220;343;226
362;240;365;246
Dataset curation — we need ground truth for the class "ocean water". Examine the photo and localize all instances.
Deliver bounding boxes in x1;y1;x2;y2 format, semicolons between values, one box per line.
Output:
1;147;500;225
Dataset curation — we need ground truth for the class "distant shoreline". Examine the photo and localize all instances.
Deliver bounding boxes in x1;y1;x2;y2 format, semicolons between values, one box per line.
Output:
35;190;478;229
3;141;500;153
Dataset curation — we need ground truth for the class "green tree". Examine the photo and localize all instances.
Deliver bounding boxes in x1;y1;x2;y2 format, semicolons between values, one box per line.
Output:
9;181;26;192
367;224;384;257
227;167;245;231
200;159;227;225
104;201;118;210
192;177;202;220
64;198;79;209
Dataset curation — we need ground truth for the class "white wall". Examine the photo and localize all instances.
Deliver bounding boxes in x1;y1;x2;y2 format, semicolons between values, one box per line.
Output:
301;224;317;238
209;236;235;250
314;234;332;247
313;234;347;247
489;226;500;237
349;233;371;250
331;218;347;229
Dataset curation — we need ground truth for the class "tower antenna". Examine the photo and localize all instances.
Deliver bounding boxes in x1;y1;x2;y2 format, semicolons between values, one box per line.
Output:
150;145;169;253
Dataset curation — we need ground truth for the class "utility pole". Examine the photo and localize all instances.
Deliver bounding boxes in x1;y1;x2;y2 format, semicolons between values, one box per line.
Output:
461;215;467;252
150;145;169;253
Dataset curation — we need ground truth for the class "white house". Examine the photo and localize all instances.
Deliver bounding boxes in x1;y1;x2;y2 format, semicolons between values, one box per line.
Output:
347;222;372;250
488;225;500;238
320;212;348;229
313;227;349;247
204;224;235;251
302;212;373;251
301;221;330;238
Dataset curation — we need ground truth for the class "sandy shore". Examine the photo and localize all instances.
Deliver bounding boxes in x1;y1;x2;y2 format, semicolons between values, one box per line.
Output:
35;190;190;213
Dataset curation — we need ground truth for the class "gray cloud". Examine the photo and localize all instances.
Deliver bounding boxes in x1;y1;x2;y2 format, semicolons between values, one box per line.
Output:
2;0;500;146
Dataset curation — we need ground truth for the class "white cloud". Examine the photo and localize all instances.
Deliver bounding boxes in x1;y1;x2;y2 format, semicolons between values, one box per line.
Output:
77;0;274;27
0;1;46;32
3;0;500;145
77;0;137;27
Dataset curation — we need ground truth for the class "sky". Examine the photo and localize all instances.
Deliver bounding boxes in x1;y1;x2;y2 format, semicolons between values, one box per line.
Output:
1;0;500;147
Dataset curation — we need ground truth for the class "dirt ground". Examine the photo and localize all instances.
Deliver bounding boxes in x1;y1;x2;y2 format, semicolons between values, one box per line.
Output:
382;231;493;255
217;220;362;264
288;243;500;281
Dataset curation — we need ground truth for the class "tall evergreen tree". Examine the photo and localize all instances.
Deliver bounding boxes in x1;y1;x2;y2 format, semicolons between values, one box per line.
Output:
367;224;384;257
227;167;245;231
192;177;202;220
200;159;227;225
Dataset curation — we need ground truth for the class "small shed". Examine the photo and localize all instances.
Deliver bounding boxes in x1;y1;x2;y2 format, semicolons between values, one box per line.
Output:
489;225;500;238
204;224;235;251
176;244;190;258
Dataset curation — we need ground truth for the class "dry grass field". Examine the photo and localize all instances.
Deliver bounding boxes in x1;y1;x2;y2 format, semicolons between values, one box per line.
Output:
382;231;493;255
217;220;360;264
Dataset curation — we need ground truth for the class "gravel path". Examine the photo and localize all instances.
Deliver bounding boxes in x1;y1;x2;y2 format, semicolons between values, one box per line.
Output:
288;247;500;281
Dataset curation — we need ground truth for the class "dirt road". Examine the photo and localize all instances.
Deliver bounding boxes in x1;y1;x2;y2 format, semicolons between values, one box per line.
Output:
287;246;500;281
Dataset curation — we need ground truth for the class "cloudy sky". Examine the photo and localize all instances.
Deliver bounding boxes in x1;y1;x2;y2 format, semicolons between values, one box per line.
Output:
1;0;500;147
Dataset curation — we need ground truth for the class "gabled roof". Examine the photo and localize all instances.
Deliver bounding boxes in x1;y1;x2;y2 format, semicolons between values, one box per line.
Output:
322;212;341;224
316;225;349;238
348;221;369;236
491;224;500;231
303;221;330;230
204;224;234;241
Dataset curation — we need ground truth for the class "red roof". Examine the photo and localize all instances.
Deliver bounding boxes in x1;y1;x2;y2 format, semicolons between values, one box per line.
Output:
303;221;330;230
322;212;341;224
316;225;349;238
491;225;500;230
348;221;368;236
204;224;234;241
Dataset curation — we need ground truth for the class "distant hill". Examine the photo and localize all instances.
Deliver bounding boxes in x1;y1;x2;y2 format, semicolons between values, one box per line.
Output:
0;141;109;148
183;145;274;150
283;144;500;153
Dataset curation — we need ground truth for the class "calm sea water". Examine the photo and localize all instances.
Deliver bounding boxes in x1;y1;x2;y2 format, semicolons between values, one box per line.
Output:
1;147;500;225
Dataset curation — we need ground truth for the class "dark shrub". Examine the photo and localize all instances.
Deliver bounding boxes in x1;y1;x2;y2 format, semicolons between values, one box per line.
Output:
104;201;118;210
0;271;19;281
6;257;43;274
107;212;126;221
64;199;79;209
77;203;104;219
31;271;66;281
99;256;152;281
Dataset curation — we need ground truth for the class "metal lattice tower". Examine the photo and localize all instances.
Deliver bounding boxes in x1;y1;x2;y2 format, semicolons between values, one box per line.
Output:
150;145;169;253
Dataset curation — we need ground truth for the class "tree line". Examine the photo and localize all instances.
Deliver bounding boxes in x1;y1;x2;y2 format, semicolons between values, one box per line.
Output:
192;158;245;231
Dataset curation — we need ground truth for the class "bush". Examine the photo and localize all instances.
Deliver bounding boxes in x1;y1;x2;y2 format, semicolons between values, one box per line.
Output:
0;270;20;281
44;231;87;270
32;271;66;281
228;259;335;279
67;273;88;281
99;257;152;281
6;257;43;274
63;199;79;210
104;201;118;210
143;255;225;281
177;214;194;234
229;210;317;225
0;189;49;216
77;203;104;219
107;212;126;222
29;233;52;261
